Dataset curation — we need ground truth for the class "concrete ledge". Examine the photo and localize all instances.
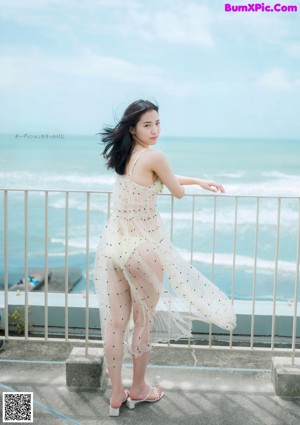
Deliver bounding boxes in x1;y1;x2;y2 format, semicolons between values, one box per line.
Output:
271;356;300;396
66;346;107;391
2;292;300;337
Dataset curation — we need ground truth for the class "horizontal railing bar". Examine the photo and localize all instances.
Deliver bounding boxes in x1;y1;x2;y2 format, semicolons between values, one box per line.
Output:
0;336;299;353
0;188;299;199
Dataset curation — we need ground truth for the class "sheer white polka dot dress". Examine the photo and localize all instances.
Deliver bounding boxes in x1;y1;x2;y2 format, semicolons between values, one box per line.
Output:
94;149;237;367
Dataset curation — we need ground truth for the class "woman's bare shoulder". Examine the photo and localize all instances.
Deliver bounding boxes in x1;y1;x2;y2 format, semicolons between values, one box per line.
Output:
144;149;166;162
142;149;169;175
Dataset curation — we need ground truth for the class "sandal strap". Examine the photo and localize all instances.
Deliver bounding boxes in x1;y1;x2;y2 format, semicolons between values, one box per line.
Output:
151;387;159;400
141;386;153;402
142;386;160;402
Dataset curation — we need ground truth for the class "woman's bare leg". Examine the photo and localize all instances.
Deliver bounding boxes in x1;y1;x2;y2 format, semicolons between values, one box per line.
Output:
131;351;151;396
105;266;132;408
126;244;164;400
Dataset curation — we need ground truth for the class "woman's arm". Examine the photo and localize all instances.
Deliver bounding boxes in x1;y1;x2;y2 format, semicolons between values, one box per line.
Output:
148;151;185;199
147;150;225;197
176;175;225;193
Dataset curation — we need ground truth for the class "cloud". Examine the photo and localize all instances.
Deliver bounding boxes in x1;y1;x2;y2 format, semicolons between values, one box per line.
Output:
0;46;196;97
96;2;215;48
56;49;164;83
2;0;297;53
285;42;300;58
161;80;201;97
0;0;139;29
0;0;57;9
257;68;300;92
0;0;136;11
216;3;297;59
149;3;214;48
0;49;158;92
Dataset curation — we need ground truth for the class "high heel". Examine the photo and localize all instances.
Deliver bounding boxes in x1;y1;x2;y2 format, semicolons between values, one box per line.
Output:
126;399;136;410
126;386;164;409
109;389;129;417
109;406;121;417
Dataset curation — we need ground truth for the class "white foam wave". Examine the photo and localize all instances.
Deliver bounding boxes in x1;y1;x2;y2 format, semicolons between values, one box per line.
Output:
261;171;297;179
182;184;299;197
47;251;82;257
50;236;100;250
215;171;245;178
224;177;300;196
48;196;109;213
160;205;298;226
0;171;115;189
178;249;297;275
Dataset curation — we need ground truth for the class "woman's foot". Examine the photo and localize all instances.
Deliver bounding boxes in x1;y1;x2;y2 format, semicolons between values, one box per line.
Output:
110;388;129;409
129;385;164;402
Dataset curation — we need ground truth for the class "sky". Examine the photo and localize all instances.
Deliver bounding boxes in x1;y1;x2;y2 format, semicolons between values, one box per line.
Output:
0;0;300;138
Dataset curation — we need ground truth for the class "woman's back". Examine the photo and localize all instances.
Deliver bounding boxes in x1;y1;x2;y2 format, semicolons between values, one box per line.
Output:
113;149;164;224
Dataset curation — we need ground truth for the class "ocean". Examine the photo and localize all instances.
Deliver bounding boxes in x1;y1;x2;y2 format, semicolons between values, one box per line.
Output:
0;134;299;301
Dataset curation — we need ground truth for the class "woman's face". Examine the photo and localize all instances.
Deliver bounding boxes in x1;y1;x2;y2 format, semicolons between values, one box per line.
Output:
130;109;160;147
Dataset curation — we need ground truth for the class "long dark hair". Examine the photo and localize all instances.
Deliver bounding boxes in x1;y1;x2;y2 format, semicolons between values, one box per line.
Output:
99;99;159;175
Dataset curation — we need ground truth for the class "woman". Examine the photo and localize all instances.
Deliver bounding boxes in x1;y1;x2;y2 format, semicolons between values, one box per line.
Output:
94;99;236;417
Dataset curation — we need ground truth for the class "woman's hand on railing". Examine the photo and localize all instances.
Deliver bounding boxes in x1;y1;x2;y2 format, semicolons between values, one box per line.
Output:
197;179;225;193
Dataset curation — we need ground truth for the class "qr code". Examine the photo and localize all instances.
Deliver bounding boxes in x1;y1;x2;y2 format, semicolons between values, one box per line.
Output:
2;392;33;423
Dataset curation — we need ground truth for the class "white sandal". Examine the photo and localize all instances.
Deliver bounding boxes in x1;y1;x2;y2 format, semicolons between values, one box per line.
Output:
109;389;129;417
126;386;164;409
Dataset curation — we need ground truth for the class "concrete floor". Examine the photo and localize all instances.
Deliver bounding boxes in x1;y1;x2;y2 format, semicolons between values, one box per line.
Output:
0;340;300;425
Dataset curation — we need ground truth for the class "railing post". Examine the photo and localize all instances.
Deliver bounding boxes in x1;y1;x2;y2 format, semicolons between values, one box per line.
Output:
85;192;90;357
190;195;195;264
170;195;174;242
209;196;217;348
44;191;49;340
250;197;259;349
271;198;281;350
24;190;29;339
64;191;69;341
107;192;111;219
4;190;9;339
291;198;300;366
230;196;238;348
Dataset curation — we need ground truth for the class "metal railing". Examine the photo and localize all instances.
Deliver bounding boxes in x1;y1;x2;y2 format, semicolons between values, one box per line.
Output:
0;189;299;364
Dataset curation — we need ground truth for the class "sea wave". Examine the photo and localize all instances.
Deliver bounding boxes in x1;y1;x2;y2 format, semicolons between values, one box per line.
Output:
48;195;110;213
0;171;115;189
47;239;297;276
261;171;297;179
178;249;296;275
45;200;298;226
214;171;245;178
223;177;300;196
50;236;100;250
183;179;300;197
160;205;298;226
